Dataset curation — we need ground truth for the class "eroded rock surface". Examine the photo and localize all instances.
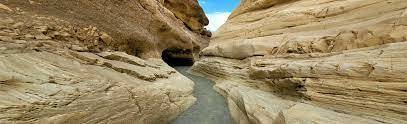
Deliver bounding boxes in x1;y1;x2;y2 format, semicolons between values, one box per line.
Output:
0;51;196;124
0;0;208;123
192;0;407;124
203;0;407;59
2;0;210;59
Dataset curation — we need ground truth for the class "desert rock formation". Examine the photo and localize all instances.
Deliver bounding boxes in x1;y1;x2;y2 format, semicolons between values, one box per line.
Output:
0;0;209;123
2;0;210;59
192;0;407;124
1;51;195;124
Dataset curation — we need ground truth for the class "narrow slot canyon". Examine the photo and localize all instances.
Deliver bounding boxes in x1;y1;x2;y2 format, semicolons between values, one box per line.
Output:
170;66;233;124
161;49;233;124
1;0;406;124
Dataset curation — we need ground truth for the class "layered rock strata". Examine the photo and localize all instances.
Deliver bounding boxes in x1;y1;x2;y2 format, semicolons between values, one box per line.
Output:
1;0;210;59
0;0;209;123
192;0;407;124
1;51;195;123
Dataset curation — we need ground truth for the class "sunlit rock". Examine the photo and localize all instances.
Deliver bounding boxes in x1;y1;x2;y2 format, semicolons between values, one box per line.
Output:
192;0;407;123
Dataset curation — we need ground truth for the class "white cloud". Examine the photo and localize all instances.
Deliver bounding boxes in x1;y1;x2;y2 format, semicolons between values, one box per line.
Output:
206;12;231;32
199;1;206;4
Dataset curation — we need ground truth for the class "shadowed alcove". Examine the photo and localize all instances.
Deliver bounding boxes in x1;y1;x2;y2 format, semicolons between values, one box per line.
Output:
162;48;195;66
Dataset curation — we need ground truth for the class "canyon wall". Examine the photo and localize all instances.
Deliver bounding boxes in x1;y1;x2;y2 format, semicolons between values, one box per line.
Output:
192;0;407;123
2;0;210;58
0;0;209;123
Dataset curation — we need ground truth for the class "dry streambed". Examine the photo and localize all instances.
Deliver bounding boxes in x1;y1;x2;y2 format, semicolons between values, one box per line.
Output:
171;66;233;124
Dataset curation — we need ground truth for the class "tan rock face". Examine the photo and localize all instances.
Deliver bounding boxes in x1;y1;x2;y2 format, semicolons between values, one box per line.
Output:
0;51;196;124
162;0;209;33
0;0;208;123
2;0;209;58
192;0;407;124
203;0;407;59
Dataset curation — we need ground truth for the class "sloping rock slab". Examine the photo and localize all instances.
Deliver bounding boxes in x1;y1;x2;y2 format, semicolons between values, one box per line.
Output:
0;52;195;123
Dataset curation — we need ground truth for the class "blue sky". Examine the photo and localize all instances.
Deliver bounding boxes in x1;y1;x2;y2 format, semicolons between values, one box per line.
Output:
199;0;240;13
198;0;240;31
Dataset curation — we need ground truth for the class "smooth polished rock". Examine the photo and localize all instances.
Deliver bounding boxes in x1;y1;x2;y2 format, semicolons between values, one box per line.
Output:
192;0;407;123
0;52;196;123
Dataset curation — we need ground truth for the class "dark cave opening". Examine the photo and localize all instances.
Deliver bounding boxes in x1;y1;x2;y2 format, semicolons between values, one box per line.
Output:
162;48;194;66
